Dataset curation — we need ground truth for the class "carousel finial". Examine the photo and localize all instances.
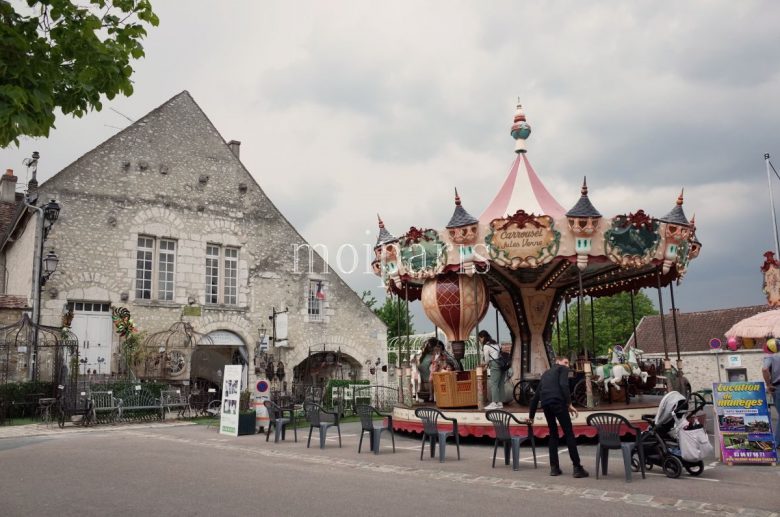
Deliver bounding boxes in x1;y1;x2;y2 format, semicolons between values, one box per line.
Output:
454;187;461;206
377;213;385;229
581;176;588;196
510;101;531;154
677;188;684;206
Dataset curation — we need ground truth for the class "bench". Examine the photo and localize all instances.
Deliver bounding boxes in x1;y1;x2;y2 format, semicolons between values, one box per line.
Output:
160;389;190;419
91;391;119;424
116;387;163;422
56;392;94;428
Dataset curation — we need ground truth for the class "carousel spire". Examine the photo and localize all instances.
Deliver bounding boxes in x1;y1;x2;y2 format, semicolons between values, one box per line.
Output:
566;176;602;219
510;100;532;154
660;188;690;226
446;188;479;228
375;213;397;246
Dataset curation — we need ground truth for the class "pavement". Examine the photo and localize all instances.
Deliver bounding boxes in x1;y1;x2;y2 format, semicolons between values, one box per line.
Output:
0;420;778;517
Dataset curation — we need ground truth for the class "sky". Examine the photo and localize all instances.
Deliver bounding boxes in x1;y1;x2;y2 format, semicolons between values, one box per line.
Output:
2;1;780;332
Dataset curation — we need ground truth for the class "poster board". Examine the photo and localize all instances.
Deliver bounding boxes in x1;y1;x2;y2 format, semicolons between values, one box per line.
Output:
219;365;243;436
712;382;778;465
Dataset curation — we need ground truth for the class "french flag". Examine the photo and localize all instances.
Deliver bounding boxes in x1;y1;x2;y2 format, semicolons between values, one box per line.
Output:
316;282;326;300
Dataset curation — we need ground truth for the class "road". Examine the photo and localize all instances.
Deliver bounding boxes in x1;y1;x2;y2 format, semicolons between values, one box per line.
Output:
1;421;778;517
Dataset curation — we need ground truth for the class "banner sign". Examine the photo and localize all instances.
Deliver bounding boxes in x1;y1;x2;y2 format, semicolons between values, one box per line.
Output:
219;365;243;436
712;382;778;465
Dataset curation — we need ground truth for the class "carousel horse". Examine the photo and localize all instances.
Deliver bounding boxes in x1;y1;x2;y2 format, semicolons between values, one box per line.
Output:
594;347;631;392
626;345;649;385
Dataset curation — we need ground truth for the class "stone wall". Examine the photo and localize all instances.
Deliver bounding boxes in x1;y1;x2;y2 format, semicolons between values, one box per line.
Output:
645;350;768;391
28;91;386;386
4;218;35;302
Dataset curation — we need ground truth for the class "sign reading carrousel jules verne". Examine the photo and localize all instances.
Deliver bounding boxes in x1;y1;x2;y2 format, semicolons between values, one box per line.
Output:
485;210;560;268
219;365;243;437
712;382;777;465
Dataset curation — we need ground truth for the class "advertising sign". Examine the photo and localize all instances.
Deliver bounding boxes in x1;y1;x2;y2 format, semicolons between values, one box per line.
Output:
486;212;560;268
219;365;243;437
712;382;778;465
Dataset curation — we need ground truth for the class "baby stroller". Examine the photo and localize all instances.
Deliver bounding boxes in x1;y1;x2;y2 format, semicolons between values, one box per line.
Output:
632;391;711;478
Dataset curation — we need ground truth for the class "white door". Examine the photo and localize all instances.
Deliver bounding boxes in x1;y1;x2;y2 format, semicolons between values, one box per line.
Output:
69;302;114;375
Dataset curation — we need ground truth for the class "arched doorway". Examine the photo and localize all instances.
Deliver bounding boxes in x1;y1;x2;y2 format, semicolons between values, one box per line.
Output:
293;350;363;388
191;330;248;393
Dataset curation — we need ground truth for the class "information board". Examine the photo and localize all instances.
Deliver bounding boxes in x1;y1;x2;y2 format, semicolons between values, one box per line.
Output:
219;365;243;437
712;382;777;465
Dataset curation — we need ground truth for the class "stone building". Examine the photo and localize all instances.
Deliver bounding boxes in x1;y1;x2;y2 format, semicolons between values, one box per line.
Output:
626;305;771;392
1;91;387;391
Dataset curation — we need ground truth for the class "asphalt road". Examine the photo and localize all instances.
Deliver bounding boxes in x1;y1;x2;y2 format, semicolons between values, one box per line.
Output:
1;422;778;517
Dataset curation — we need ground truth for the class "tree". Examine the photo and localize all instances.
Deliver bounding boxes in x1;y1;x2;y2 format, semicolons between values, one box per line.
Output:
552;291;657;357
0;0;159;147
361;290;415;340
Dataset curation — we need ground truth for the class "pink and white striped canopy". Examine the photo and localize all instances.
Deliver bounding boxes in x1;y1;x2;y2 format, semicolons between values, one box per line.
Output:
479;153;566;223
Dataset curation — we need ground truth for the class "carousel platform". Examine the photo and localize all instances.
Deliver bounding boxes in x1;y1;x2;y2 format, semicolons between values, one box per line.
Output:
391;395;664;439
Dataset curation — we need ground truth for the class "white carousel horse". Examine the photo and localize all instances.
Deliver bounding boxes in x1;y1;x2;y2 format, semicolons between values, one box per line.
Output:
626;345;649;385
409;352;422;403
595;348;631;392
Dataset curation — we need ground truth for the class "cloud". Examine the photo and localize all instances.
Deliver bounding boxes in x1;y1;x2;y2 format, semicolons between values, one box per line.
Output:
2;0;778;330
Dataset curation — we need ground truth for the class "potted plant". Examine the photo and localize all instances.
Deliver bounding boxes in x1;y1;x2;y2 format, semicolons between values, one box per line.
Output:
237;390;256;435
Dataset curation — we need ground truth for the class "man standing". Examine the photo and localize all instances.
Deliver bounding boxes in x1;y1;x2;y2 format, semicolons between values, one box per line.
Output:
762;339;780;448
529;356;589;478
479;330;504;410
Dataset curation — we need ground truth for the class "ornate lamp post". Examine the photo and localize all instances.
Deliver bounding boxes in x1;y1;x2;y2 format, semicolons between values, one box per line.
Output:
23;151;61;380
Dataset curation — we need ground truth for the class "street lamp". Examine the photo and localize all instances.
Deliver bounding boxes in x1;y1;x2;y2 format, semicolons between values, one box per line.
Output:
23;152;63;381
41;250;59;286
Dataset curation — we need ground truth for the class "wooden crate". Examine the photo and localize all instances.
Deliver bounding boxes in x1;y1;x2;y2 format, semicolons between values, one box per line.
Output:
433;370;478;408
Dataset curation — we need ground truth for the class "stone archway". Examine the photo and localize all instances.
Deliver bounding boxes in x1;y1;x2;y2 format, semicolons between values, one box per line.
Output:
190;330;248;392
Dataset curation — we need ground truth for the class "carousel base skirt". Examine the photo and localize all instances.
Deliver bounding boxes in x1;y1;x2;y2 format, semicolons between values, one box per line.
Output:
391;396;665;439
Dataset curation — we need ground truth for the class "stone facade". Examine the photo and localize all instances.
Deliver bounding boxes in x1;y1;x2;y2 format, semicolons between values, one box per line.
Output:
644;350;768;392
4;92;386;388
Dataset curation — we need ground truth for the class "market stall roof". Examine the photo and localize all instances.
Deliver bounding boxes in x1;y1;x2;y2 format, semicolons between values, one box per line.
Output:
724;308;780;338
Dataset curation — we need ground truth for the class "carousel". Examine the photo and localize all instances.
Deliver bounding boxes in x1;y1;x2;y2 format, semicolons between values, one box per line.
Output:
371;103;702;437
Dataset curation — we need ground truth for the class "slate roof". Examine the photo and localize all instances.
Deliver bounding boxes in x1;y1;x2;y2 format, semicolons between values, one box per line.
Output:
660;192;690;226
446;190;479;228
0;193;27;248
626;305;771;354
0;294;28;309
566;178;601;218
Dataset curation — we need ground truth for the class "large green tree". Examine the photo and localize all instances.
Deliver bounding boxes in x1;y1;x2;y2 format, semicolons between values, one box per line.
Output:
0;0;159;147
552;291;657;357
362;290;415;340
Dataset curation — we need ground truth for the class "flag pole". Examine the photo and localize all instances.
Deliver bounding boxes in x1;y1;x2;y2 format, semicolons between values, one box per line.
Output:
766;153;780;257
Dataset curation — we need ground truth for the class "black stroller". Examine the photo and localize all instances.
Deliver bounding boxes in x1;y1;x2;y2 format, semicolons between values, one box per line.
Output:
632;391;709;478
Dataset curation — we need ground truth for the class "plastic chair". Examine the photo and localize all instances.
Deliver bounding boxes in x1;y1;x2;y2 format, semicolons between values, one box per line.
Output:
356;404;395;454
303;401;341;449
264;400;297;443
414;407;459;462
485;409;537;471
586;412;646;482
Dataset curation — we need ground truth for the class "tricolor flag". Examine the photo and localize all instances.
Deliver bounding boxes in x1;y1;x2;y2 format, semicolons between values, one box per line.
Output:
316;281;326;300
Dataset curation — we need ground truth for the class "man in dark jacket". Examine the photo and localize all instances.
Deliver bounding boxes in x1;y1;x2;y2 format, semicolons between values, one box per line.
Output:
529;356;589;478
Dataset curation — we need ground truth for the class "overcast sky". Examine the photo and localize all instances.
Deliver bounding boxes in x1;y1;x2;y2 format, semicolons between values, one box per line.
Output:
2;1;779;331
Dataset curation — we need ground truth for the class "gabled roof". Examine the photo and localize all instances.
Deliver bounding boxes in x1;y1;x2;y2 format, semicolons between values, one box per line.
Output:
626;305;771;354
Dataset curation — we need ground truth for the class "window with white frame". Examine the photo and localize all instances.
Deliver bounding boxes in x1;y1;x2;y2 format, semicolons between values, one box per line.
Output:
205;245;240;305
135;236;177;301
205;245;220;304
307;280;324;321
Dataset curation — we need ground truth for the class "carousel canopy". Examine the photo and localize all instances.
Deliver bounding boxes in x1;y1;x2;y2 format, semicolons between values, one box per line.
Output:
724;309;780;339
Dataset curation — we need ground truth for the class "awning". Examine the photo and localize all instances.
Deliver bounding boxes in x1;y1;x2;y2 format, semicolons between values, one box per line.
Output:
724;308;780;338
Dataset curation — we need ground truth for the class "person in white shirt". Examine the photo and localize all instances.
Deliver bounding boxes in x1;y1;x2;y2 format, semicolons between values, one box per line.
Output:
479;330;505;410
